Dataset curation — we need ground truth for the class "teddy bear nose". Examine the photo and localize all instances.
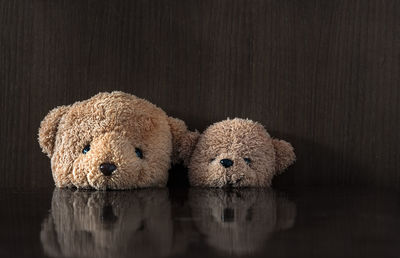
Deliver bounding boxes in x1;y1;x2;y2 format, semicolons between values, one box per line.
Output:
220;159;234;168
99;163;117;176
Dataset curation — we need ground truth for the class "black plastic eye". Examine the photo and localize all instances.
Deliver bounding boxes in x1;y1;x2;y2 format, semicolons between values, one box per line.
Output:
82;144;90;154
135;148;143;159
244;158;251;164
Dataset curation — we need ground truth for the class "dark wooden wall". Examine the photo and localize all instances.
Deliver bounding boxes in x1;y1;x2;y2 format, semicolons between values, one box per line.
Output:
1;0;399;189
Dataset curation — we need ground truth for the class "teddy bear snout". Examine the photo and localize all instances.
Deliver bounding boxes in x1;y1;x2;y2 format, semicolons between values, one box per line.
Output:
99;163;117;176
220;159;234;168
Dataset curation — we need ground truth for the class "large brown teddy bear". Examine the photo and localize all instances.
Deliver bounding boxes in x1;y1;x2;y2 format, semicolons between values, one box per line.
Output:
38;91;198;190
188;118;295;187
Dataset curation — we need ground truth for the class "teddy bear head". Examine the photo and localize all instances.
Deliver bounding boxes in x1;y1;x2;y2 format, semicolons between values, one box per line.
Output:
38;91;198;190
188;118;295;187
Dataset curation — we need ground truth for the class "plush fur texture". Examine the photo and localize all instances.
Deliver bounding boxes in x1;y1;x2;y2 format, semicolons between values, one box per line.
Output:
188;118;295;187
41;189;173;258
189;188;296;255
38;91;199;190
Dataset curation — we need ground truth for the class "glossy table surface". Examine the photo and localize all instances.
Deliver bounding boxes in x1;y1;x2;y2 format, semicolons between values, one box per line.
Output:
0;186;399;258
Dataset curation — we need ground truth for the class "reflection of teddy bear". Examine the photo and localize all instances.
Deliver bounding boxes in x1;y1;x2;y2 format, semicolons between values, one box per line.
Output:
40;188;173;258
38;91;199;189
189;188;296;255
189;118;295;187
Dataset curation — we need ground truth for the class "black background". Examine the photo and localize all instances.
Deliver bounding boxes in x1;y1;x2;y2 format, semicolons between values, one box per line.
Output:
1;0;399;189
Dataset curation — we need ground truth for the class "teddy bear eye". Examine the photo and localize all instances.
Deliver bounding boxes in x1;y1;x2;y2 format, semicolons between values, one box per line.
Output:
82;144;90;154
244;158;251;164
135;148;144;159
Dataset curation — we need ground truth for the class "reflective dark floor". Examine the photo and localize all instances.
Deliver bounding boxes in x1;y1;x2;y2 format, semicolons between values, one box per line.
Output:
0;186;399;258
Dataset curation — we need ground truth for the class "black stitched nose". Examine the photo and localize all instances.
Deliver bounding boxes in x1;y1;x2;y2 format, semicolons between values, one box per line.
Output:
99;163;117;176
220;159;234;168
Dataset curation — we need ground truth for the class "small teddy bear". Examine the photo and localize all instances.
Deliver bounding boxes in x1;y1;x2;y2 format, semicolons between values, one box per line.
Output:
188;118;295;187
38;91;199;190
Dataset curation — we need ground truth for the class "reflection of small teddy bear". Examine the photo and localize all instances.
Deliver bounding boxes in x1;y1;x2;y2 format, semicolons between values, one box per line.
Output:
38;91;199;190
189;188;296;255
188;118;295;187
40;189;173;258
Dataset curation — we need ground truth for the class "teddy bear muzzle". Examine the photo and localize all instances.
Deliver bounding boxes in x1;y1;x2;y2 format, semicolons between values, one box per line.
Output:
218;157;244;186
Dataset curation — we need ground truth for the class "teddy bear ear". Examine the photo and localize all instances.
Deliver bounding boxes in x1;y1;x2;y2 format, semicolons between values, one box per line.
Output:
167;117;200;166
38;105;70;158
272;139;296;174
